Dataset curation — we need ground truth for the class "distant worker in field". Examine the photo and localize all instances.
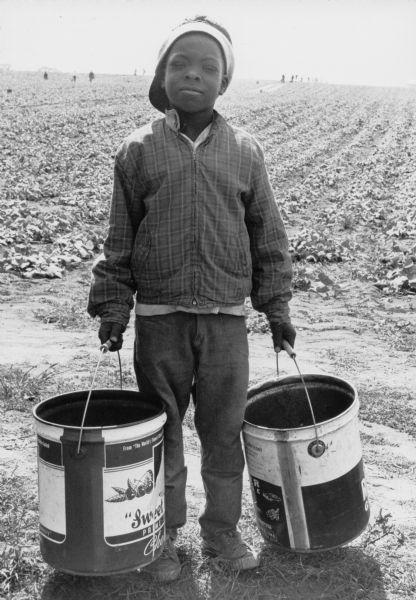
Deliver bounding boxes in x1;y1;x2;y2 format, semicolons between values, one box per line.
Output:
88;71;95;83
43;71;48;80
88;14;295;583
290;74;294;82
72;74;77;84
281;73;285;83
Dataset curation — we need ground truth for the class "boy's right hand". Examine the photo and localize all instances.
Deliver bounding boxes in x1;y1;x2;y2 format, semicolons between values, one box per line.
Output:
98;322;125;352
270;321;296;353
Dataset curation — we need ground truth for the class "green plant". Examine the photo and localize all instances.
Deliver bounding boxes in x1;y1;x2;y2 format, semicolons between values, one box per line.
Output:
0;364;56;411
0;472;45;597
360;509;406;549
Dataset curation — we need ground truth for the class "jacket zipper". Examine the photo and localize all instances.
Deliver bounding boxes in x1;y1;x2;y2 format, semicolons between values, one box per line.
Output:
178;133;213;307
191;135;213;306
192;147;198;305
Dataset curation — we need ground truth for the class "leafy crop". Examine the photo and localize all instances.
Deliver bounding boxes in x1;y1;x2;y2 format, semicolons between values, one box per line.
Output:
1;73;416;299
1;72;155;279
221;83;416;295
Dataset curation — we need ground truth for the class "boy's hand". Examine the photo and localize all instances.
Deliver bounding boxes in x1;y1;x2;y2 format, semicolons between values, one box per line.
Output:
270;321;296;353
98;322;125;352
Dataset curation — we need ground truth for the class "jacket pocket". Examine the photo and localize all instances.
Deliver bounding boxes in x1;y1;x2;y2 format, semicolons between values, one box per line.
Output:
220;229;251;278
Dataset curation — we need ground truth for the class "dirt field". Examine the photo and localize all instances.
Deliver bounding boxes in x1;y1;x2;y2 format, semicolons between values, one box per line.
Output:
1;73;416;599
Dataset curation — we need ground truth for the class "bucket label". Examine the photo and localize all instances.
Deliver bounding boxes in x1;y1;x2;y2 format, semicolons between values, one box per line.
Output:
103;430;165;554
37;436;66;543
38;435;63;466
105;432;157;468
250;475;290;547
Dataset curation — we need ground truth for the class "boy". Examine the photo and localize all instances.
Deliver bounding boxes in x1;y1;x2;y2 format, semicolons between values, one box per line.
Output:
88;16;295;582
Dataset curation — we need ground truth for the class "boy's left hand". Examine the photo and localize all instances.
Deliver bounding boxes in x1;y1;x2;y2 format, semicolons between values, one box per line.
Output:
270;321;296;352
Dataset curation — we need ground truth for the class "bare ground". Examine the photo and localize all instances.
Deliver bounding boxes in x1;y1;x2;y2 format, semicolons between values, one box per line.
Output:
1;260;415;540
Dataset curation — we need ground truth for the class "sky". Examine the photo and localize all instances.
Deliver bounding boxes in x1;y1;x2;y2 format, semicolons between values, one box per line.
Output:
0;0;415;86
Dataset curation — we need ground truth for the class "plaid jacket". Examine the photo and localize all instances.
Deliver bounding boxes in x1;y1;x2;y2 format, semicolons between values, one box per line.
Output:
87;111;292;326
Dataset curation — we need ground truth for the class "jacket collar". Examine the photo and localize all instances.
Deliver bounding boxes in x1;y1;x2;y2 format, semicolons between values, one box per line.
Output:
165;108;181;132
165;108;221;136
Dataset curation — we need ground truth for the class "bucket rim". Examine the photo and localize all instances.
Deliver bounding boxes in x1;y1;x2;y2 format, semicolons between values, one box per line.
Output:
244;373;358;433
32;387;166;431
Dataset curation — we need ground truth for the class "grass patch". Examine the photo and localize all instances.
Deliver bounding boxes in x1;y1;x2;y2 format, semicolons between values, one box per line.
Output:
59;359;138;392
0;364;56;411
33;297;95;330
0;358;138;414
358;385;416;437
0;471;47;598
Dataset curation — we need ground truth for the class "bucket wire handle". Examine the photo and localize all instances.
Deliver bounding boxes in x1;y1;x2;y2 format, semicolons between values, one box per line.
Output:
76;343;122;455
280;340;326;458
100;341;123;390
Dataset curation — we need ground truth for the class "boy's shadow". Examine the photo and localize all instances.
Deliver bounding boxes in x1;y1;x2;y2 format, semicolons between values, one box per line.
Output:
251;544;388;600
39;544;387;600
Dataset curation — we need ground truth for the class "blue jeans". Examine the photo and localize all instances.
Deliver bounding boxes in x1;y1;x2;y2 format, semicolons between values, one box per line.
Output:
134;312;249;537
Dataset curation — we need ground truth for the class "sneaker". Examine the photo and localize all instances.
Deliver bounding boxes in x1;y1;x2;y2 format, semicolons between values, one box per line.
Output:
202;530;260;570
141;536;181;582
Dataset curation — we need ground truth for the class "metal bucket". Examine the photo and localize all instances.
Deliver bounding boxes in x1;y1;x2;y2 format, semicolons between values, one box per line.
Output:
243;374;370;551
33;389;167;575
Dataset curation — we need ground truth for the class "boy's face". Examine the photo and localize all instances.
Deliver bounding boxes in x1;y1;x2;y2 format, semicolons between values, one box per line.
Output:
162;33;227;115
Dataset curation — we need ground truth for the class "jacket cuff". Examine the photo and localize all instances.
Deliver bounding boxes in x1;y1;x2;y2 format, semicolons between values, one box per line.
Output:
263;302;291;323
89;302;131;328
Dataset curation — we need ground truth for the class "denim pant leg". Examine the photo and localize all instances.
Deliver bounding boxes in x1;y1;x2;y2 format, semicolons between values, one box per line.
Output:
193;314;249;537
134;313;195;532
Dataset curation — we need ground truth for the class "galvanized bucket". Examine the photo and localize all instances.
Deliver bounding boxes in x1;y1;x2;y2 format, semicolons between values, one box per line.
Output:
243;363;370;551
